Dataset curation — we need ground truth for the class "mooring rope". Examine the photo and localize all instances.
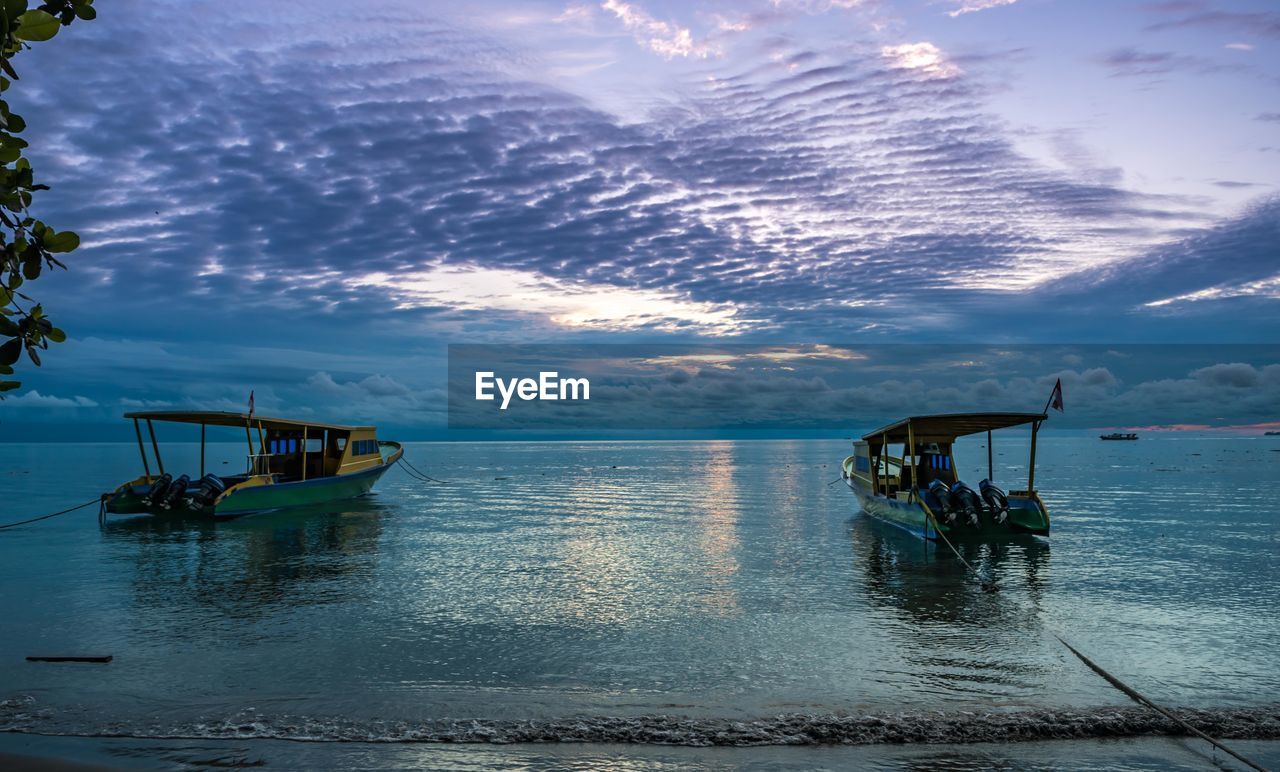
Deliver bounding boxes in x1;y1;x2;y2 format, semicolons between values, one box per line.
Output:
907;501;1268;770
922;507;999;592
397;457;448;484
1054;635;1268;771
0;497;103;530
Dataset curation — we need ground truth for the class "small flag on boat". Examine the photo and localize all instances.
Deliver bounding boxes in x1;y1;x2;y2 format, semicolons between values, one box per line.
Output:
248;389;255;418
1047;378;1064;412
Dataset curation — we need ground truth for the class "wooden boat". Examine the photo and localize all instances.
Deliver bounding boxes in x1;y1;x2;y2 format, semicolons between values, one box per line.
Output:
1099;432;1138;441
103;411;403;519
842;413;1050;541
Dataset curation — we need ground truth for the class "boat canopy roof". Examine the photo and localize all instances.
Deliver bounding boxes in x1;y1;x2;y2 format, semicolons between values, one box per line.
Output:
123;410;373;432
862;412;1046;445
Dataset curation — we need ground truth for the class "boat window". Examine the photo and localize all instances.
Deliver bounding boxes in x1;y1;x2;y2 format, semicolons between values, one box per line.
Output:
288;438;298;453
347;439;378;456
305;438;323;452
335;437;347;451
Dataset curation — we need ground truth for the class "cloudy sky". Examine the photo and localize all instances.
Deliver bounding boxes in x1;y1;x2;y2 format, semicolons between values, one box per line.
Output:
2;0;1277;435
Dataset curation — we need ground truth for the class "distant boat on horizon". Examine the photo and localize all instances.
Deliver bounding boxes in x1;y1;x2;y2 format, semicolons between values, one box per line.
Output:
1265;431;1280;436
1100;432;1139;441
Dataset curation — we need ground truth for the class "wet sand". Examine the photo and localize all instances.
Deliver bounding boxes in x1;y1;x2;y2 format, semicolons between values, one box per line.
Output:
2;732;1279;770
0;748;123;771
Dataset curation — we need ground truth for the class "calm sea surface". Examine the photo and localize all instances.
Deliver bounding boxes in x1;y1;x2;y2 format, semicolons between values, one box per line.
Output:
0;436;1277;769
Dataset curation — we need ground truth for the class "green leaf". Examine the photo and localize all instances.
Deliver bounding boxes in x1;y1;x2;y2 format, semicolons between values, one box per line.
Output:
13;9;58;41
0;363;12;374
44;230;78;252
0;337;19;365
25;342;39;365
46;326;64;343
0;285;9;306
75;4;95;20
0;379;20;392
0;316;16;336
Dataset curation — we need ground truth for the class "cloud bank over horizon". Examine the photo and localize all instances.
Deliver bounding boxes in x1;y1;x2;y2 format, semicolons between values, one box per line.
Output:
1;0;1276;427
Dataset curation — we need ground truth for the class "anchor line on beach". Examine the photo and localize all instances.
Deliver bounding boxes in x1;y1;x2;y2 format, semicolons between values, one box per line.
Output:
0;496;104;531
907;499;1270;771
1054;636;1269;772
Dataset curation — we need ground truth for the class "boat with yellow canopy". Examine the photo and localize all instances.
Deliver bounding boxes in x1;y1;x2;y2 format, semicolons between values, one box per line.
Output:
102;411;403;519
842;412;1051;540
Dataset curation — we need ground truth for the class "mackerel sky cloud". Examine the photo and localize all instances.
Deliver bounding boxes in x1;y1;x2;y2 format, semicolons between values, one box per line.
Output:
2;0;1277;429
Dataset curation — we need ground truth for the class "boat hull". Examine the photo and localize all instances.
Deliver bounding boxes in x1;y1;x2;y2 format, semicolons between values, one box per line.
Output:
106;446;403;519
846;475;1049;541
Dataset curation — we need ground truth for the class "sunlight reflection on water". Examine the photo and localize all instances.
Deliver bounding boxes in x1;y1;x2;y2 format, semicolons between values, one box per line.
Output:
0;436;1276;738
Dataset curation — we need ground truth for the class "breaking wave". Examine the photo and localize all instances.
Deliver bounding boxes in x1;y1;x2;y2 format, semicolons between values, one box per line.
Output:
3;698;1279;746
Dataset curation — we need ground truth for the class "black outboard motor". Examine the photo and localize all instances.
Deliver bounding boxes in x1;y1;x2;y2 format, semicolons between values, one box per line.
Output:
949;481;983;528
144;473;173;507
927;479;956;523
978;479;1010;525
187;474;226;511
160;474;191;510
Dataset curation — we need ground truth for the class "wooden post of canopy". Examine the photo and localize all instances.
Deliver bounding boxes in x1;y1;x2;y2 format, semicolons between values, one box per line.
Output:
200;424;206;477
1028;420;1039;492
881;432;888;496
906;420;915;502
256;420;266;475
243;421;253;471
133;418;151;480
146;419;164;475
302;425;308;481
987;429;993;481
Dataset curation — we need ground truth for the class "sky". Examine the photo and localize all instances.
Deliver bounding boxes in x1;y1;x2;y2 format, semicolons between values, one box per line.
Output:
1;0;1277;437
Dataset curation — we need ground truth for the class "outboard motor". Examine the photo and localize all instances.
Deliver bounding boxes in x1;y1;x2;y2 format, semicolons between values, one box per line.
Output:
187;474;226;511
144;473;173;507
949;481;983;528
927;479;956;523
978;479;1010;525
160;474;191;510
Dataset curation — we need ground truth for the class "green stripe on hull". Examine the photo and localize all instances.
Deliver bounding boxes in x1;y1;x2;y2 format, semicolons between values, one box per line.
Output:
106;462;396;518
213;466;391;517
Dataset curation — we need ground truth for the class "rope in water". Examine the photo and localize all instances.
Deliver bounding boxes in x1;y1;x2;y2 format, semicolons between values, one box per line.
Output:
0;497;103;530
909;500;1267;770
397;457;448;484
922;506;999;591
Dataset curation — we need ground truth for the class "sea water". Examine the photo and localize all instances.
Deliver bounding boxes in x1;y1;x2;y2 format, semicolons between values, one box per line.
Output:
0;436;1277;769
